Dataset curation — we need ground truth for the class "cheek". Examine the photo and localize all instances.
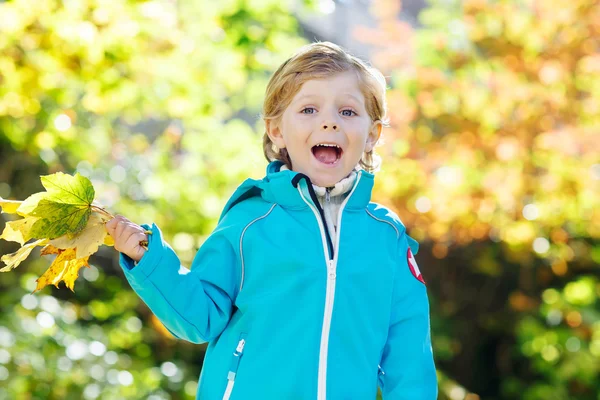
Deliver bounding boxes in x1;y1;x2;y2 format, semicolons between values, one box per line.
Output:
284;120;311;142
347;124;371;147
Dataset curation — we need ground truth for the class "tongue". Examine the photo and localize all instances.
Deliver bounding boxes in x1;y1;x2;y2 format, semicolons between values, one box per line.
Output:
313;147;338;163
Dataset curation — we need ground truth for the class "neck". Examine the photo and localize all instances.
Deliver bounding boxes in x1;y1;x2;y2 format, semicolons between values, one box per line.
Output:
279;165;357;198
311;172;357;198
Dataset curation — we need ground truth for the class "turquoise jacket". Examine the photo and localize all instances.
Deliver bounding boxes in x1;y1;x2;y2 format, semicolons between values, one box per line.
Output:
120;161;437;399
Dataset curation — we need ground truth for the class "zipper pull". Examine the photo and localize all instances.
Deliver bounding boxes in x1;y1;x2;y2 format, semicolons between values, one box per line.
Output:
325;187;332;203
235;339;246;354
328;260;336;279
228;336;247;381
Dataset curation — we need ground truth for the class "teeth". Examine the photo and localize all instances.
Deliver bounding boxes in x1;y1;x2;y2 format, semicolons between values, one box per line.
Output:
316;143;340;148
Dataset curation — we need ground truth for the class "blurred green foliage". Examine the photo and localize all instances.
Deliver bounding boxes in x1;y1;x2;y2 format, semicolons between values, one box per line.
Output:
0;0;308;398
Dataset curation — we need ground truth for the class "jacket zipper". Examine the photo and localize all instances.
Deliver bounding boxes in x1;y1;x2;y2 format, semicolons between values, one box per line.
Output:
296;172;362;400
222;333;247;400
377;364;386;390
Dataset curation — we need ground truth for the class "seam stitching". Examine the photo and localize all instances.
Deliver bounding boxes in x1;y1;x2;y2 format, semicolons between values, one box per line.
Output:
365;208;400;239
239;203;277;292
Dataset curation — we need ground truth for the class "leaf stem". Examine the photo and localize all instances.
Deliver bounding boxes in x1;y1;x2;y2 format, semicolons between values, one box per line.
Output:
91;205;115;220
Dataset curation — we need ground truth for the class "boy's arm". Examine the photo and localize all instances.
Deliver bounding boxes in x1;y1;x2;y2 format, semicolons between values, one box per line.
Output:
120;222;239;344
379;234;438;399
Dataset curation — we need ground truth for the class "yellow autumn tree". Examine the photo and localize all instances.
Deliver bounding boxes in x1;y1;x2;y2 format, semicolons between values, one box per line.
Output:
363;0;600;399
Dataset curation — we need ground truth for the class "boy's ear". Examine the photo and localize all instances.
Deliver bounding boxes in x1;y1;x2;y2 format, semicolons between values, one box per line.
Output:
365;120;383;152
265;119;286;149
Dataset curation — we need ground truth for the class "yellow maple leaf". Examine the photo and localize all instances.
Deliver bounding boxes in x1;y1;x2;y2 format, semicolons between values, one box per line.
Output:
0;220;26;245
104;234;115;246
0;239;48;272
0;216;40;245
34;248;90;293
0;197;21;214
49;212;111;258
61;257;91;292
40;244;62;256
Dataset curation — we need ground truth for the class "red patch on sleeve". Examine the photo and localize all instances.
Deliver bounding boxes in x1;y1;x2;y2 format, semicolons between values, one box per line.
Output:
407;248;425;284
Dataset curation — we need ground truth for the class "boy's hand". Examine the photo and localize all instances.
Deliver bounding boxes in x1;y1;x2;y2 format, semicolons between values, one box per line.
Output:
105;215;149;262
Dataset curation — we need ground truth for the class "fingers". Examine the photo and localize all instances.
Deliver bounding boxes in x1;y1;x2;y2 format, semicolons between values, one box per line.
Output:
124;231;148;260
105;215;127;236
106;216;137;237
105;215;148;261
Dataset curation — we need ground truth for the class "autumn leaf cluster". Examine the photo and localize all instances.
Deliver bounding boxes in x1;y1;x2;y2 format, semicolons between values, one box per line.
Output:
0;172;114;292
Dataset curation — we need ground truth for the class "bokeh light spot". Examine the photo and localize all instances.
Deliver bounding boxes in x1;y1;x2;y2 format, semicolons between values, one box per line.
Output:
109;165;127;183
66;340;89;360
89;341;107;357
542;289;559;304
0;349;11;364
185;380;198;396
0;366;8;381
83;265;100;282
54;114;72;131
21;294;38;310
36;311;55;329
533;237;550;254
415;196;432;213
565;337;581;352
546;309;562;326
104;351;118;365
566;311;582;328
83;383;101;400
126;317;142;333
160;361;177;377
522;204;539;220
117;370;134;386
541;345;559;363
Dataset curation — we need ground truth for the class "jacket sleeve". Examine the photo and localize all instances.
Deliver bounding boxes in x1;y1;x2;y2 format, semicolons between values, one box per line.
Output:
379;233;438;399
119;222;240;344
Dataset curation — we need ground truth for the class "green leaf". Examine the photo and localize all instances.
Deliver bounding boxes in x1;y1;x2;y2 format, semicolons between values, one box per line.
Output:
29;200;93;239
28;173;96;239
39;172;95;203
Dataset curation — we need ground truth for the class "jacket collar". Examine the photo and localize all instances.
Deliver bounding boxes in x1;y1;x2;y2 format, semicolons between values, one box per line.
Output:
260;161;373;211
280;164;357;199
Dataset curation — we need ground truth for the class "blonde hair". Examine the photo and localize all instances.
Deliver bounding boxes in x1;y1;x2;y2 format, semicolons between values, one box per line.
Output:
262;41;388;173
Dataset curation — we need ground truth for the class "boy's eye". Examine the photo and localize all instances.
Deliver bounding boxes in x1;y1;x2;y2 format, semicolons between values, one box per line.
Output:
301;107;316;114
341;109;357;117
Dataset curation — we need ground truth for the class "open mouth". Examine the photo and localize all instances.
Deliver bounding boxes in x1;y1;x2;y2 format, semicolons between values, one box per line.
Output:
311;143;343;165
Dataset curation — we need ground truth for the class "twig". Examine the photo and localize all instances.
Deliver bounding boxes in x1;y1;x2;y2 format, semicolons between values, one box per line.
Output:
91;205;115;220
92;205;152;249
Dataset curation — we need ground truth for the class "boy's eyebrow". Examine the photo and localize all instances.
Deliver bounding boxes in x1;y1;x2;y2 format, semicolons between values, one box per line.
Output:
294;93;365;105
294;94;320;102
344;93;365;105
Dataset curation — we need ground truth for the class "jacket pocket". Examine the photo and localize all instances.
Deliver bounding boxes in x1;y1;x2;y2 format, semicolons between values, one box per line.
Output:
377;364;386;390
222;333;247;400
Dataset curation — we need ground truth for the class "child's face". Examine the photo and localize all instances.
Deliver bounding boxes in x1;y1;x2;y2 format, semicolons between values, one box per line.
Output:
267;71;382;187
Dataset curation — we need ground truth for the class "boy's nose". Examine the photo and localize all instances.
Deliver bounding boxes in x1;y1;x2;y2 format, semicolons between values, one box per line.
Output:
322;122;339;131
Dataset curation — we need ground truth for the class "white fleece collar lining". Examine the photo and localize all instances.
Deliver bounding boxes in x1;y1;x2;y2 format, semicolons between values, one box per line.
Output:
279;165;357;198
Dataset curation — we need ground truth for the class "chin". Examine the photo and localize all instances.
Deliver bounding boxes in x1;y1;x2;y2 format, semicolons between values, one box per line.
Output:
311;171;346;187
313;179;336;187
